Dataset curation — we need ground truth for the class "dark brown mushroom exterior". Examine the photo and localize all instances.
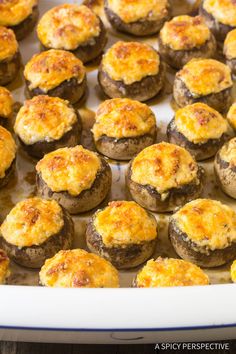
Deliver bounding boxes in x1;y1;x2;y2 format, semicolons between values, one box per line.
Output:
214;138;236;199
98;41;165;102
173;58;233;112
104;0;170;36
126;142;204;213
169;199;236;267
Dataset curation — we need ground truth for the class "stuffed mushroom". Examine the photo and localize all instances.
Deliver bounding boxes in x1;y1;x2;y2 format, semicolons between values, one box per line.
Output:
104;0;170;36
224;29;236;76
0;197;74;268
199;0;236;42
214;137;236;198
169;198;236;268
39;248;119;288
0;0;39;40
167;103;229;161
173;58;233;112
98;41;165;102
227;101;236;133
86;200;158;269
126;142;204;212
36;145;112;214
133;257;209;287
24;49;86;105
14;95;82;159
37;4;107;64
0;87;13;128
158;15;217;70
92;98;157;160
0;126;16;189
0;249;10;284
0;26;21;86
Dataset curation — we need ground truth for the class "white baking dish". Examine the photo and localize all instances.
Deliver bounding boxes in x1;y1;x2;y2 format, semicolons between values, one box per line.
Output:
0;0;236;343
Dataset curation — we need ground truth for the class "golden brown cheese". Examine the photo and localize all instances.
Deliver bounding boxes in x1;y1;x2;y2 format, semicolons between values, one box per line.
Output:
173;199;236;251
14;96;77;145
0;87;13;119
203;0;236;27
224;29;236;59
107;0;169;24
175;103;228;144
160;15;211;51
0;0;37;27
24;49;85;93
227;102;236;129
94;201;157;247
92;98;156;140
37;4;100;50
0;198;64;248
177;59;233;97
36;146;101;197
230;260;236;282
131;142;198;195
136;257;209;287
218;137;236;166
39;249;119;288
0;26;18;61
0;249;10;284
0;126;16;179
102;41;160;85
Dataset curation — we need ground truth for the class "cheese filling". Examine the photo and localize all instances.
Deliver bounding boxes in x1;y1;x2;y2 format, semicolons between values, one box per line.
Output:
37;4;101;50
39;249;119;288
24;49;85;92
131;142;198;194
107;0;169;24
136;257;209;287
227;102;236;130
218;137;236;167
0;249;10;284
172;199;236;251
175;103;228;144
102;41;160;85
0;87;13;119
0;26;18;61
14;96;77;145
230;260;236;283
36;146;101;196
203;0;236;27
0;198;64;248
0;0;37;27
160;15;211;51
92;98;156;140
177;58;232;97
0;126;16;179
224;29;236;59
94;201;157;247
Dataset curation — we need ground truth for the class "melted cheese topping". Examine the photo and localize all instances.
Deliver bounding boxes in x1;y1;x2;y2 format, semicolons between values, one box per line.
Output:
0;26;18;61
14;96;77;145
160;15;211;51
227;102;236;129
0;198;64;248
0;249;10;284
0;87;13;119
173;199;236;251
230;260;236;282
218;137;236;166
136;257;209;287
102;41;160;85
177;59;233;97
92;98;156;140
36;146;101;197
39;249;119;288
37;4;100;50
24;49;85;93
203;0;236;27
175;103;228;144
131;142;198;194
107;0;169;24
224;29;236;59
0;126;16;179
0;0;37;27
94;201;157;247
